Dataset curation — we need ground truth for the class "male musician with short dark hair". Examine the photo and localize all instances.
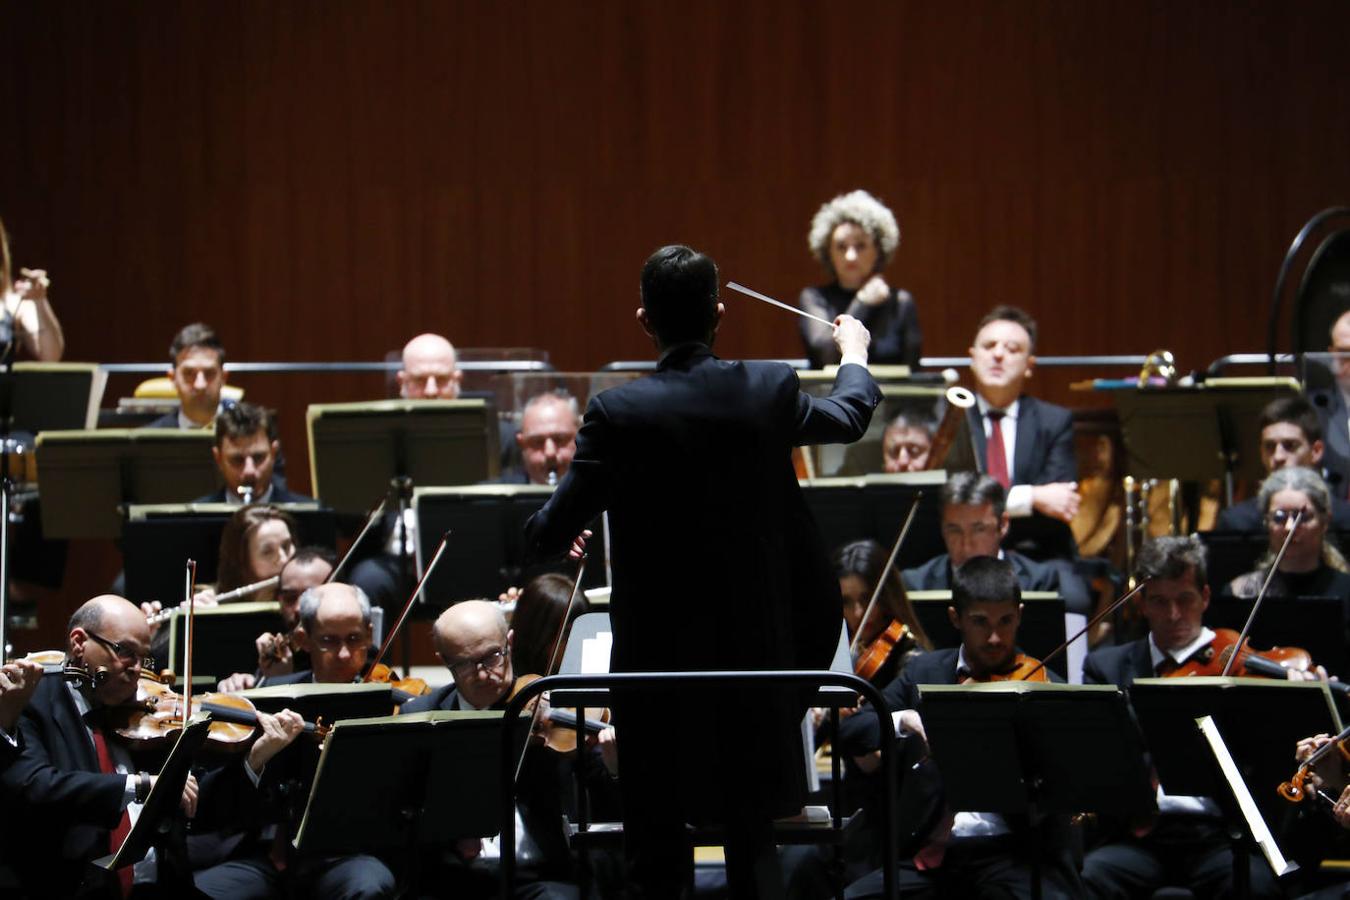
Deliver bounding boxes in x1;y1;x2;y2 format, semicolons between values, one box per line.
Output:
1081;535;1281;899
145;322;233;429
526;244;880;897
838;556;1081;899
882;409;935;473
194;402;310;505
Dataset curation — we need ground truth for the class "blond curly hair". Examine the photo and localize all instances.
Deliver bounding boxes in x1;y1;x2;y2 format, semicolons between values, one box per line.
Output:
808;189;901;274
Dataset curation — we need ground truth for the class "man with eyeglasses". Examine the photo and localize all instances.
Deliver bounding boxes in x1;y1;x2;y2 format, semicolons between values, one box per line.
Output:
0;594;305;897
264;582;377;687
400;599;584;896
1080;537;1282;899
218;547;335;693
901;472;1065;598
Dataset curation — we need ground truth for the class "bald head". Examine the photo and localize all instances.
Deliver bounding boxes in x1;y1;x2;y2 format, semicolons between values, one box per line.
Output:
399;333;461;400
434;600;513;709
68;595;150;706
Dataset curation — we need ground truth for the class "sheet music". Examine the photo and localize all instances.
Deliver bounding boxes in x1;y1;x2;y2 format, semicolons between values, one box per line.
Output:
1195;715;1298;878
580;632;612;673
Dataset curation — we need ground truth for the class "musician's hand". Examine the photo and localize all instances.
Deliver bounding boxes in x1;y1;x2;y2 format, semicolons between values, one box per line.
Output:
1297;734;1333;763
569;529;592;561
1335;784;1350;830
248;709;305;772
0;659;43;732
1031;482;1081;523
255;632;293;678
193;588;218;607
13;268;49;303
895;709;927;744
852;750;881;775
832;314;871;360
140;601;163;637
1287;664;1327;683
454;837;483;861
856;275;890;307
180;773;199;818
498;586;521;606
219;672;256;693
598;726;619;776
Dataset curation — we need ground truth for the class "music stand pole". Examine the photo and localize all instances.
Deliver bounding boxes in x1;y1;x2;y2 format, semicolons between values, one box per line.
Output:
0;331;16;657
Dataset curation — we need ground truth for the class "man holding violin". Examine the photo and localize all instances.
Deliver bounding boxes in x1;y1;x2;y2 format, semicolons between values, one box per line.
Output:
0;657;42;765
1081;536;1282;899
0;595;305;898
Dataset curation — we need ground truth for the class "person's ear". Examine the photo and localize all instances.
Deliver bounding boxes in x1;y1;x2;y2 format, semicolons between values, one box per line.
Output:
946;606;960;629
1025;355;1036;379
1311;439;1326;466
636;307;655;339
293;626;311;652
712;302;725;336
211;446;223;468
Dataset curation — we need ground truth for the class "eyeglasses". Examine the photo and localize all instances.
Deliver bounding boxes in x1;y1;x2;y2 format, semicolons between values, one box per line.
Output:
447;647;508;679
1267;508;1318;528
314;634;368;654
85;631;151;668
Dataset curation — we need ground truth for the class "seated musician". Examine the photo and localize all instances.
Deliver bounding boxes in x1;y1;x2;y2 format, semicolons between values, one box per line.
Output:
195;402;310;505
902;472;1079;606
1310;309;1350;496
500;390;581;486
0;595;300;897
837;556;1082;899
1;215;65;361
401;600;583;897
1223;466;1350;601
839;538;932;688
145;322;234;430
0;658;42;765
1216;396;1350;531
266;583;377;686
218;547;335;692
1081;535;1283;899
506;572;589;676
882;410;934;474
397;332;462;400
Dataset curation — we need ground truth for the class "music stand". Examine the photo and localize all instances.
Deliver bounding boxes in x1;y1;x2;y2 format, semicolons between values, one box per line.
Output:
293;709;530;858
34;429;219;539
93;718;212;874
9;362;107;433
239;682;396;723
908;591;1066;678
413;485;609;606
306;399;500;514
121;502;334;606
800;472;947;569
163;601;284;680
918;682;1156;900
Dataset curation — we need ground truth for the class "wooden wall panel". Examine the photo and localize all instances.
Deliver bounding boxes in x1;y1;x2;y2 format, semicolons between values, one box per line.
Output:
0;0;1346;506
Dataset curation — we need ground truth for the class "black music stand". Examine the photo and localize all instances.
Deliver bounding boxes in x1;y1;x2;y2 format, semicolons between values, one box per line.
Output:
34;429;219;539
239;682;396;723
293;709;530;864
163;601;284;680
121;502;334;606
413;486;609;606
908;591;1067;678
918;683;1156;900
92;718;213;877
800;472;947;570
9;362;107;433
305;399;500;514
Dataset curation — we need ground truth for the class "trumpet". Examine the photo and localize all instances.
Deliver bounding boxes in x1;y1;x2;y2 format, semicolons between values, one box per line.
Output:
145;575;280;626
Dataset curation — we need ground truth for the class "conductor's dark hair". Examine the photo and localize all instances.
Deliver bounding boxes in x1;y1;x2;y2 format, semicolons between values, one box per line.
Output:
976;305;1038;353
1134;535;1207;590
941;471;1007;519
170;322;226;365
1258;396;1323;445
640;245;719;345
215;402;278;447
951;555;1021;615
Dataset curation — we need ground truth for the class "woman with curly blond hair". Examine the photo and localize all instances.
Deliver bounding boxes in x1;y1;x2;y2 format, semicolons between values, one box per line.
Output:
799;189;920;369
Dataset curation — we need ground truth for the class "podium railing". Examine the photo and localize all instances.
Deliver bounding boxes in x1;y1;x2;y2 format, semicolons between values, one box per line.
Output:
499;670;900;900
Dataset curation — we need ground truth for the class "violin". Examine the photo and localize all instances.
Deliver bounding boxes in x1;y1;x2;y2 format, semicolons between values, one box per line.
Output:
1165;627;1337;687
850;497;922;684
510;672;611;756
1280;725;1350;807
960;652;1051;684
366;662;430;705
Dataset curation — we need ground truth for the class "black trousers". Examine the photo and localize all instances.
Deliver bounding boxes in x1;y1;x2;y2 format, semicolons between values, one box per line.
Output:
1082;816;1281;900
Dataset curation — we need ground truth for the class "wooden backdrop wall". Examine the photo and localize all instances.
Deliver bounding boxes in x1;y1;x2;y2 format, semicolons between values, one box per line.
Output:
2;1;1349;637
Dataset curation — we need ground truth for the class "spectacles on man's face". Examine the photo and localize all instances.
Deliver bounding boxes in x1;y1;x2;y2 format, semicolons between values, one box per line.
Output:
314;633;368;654
1267;508;1318;529
447;647;508;679
85;631;151;669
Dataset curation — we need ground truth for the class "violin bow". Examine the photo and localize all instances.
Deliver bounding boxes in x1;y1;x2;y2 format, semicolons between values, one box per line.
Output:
849;495;921;660
363;531;451;682
1018;577;1152;682
327;496;389;585
1221;510;1302;677
515;552;589;783
182;559;198;726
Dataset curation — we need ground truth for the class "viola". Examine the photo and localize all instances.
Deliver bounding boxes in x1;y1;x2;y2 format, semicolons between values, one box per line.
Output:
960;652;1051;684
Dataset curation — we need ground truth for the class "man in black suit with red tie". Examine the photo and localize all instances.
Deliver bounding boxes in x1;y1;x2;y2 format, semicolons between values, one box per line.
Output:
525;244;881;898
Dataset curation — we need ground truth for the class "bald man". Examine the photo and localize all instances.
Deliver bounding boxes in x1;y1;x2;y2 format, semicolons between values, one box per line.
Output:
402;600;583;895
398;332;462;400
0;595;303;897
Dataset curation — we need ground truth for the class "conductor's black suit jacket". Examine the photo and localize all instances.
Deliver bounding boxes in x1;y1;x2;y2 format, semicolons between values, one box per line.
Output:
525;343;880;821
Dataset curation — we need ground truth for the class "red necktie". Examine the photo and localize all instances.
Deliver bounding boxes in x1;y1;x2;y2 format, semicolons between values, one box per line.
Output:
986;411;1010;489
91;726;134;897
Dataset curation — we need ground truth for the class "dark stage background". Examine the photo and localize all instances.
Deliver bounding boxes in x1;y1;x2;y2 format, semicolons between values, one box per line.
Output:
2;1;1348;643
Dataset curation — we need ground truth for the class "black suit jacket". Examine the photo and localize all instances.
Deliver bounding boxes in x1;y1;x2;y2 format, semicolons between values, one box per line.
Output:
901;550;1061;593
525;345;880;820
1311;387;1350;497
964;395;1077;486
1081;637;1154;689
193;483;312;505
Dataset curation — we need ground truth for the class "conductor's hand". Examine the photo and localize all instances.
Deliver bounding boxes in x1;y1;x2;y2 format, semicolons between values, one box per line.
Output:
832;315;870;360
1031;482;1081;523
247;709;306;772
569;529;592;561
0;659;43;732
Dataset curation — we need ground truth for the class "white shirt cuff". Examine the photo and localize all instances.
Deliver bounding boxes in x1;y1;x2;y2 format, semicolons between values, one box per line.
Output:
244;758;264;787
0;727;16;748
839;352;868;369
891;710;908;737
1005;484;1033;517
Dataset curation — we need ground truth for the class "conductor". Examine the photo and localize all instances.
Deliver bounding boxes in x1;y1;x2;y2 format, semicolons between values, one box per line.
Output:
525;245;881;897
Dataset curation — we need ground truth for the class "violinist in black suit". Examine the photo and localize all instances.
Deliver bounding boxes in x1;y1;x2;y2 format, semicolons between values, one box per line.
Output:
1081;536;1281;899
838;557;1081;899
525;244;881;897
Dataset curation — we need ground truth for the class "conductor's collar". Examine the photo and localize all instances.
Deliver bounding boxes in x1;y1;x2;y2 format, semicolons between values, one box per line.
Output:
657;342;714;371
